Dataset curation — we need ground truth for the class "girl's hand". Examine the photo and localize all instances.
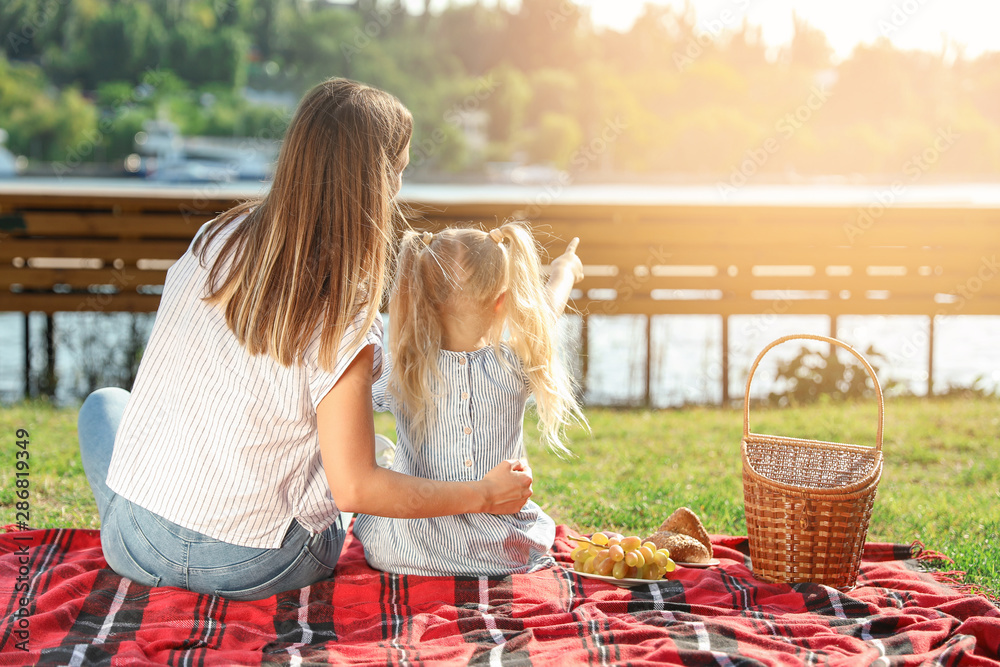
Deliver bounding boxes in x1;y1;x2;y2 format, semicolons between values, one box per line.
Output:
479;459;533;514
549;237;584;284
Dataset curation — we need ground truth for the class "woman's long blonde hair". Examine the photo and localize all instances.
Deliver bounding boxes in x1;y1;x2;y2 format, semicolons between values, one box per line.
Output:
194;78;412;370
389;221;583;455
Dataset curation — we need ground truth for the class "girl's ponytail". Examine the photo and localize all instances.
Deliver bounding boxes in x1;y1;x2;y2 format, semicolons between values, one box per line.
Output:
387;231;447;442
497;222;583;456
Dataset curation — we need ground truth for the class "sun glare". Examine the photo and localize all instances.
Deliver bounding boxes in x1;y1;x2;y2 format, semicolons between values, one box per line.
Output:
572;0;998;59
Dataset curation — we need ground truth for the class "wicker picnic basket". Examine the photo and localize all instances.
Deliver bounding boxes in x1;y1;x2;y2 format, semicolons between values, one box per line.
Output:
742;334;884;590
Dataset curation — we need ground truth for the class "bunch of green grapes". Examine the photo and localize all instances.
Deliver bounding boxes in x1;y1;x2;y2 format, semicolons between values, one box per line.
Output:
570;532;676;580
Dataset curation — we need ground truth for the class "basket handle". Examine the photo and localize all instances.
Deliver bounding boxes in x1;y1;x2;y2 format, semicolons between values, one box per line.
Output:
743;334;884;452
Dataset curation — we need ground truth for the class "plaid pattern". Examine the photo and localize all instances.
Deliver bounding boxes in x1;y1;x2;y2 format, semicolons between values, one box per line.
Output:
1;524;997;666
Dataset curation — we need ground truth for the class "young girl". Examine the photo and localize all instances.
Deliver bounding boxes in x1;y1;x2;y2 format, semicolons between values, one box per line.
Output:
76;78;532;601
354;222;585;576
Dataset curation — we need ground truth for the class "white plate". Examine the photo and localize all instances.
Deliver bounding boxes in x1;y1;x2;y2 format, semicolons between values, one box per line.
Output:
675;559;721;568
573;571;666;587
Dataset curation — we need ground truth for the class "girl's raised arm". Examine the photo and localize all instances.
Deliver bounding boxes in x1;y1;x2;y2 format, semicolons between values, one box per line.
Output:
316;345;534;518
546;237;583;318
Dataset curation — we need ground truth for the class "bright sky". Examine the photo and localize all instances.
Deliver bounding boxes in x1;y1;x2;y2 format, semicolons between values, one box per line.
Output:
418;0;1000;60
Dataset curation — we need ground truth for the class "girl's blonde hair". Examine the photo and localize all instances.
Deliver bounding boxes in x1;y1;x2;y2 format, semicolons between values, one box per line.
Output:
194;78;412;370
389;221;583;455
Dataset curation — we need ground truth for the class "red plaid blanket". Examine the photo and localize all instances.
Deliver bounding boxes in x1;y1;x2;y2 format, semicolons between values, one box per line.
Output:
1;524;997;666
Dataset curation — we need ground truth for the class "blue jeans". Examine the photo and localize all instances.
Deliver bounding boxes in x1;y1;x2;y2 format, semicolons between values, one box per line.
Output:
77;387;347;600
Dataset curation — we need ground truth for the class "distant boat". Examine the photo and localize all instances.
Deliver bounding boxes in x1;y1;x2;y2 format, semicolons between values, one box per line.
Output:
509;164;569;185
485;161;568;185
143;159;245;184
135;119;276;183
0;129;16;178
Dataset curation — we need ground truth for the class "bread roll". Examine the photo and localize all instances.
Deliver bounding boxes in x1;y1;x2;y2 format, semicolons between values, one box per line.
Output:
645;531;712;563
658;507;712;557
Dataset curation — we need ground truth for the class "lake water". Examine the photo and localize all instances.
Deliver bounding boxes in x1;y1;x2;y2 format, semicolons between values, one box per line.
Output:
4;309;999;407
2;180;999;406
4;178;1000;206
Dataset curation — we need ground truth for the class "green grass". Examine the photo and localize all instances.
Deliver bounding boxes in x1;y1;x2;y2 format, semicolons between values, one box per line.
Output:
0;401;97;530
2;396;997;594
523;396;999;596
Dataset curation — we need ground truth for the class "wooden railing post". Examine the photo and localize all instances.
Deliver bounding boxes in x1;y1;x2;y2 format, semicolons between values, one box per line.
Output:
580;314;589;400
23;312;30;400
44;314;55;398
829;315;838;358
928;315;935;396
644;315;652;407
721;315;729;406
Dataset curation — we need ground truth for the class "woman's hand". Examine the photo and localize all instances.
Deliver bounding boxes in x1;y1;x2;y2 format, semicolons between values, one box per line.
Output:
478;459;533;514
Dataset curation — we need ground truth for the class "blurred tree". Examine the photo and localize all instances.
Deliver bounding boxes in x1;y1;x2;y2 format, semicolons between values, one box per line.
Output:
248;0;279;60
661;106;763;174
1;0;80;62
0;56;98;161
573;60;644;173
967;52;1000;125
768;345;887;405
94;81;153;159
76;3;168;87
599;5;681;72
481;63;531;146
938;105;1000;175
825;39;926;127
505;0;587;71
525;111;582;167
167;24;249;88
526;68;577;125
0;0;999;177
726;20;768;73
1;0;41;61
430;3;508;76
783;13;833;70
272;4;358;88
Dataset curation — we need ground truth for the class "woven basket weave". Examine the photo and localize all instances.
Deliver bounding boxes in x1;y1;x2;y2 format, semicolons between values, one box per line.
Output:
742;334;884;590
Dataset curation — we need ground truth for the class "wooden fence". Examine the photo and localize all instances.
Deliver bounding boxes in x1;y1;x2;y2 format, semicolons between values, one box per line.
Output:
2;186;999;403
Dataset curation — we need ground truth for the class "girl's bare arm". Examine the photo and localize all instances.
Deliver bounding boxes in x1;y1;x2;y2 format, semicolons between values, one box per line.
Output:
546;237;583;318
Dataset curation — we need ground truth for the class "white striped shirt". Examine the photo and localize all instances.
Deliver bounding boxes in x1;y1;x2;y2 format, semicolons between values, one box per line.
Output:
354;345;556;575
106;217;383;549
